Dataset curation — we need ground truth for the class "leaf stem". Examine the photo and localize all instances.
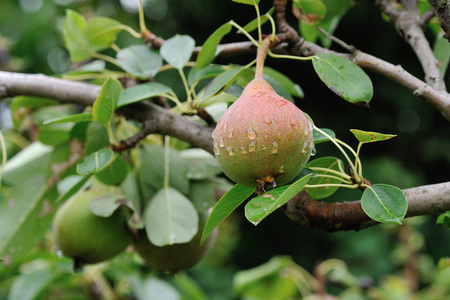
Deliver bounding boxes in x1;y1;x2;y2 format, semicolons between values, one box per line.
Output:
313;126;358;179
137;0;148;33
229;21;260;48
253;0;262;44
308;166;352;181
311;173;354;185
268;51;315;61
117;24;142;38
0;130;6;189
89;49;121;68
178;68;192;106
354;142;364;180
164;135;170;189
305;183;360;189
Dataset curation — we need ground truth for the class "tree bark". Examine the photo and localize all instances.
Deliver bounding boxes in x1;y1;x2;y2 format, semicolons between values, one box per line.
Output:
1;71;449;231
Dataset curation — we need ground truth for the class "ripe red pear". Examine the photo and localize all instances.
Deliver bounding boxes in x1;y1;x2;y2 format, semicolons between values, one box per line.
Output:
212;76;314;190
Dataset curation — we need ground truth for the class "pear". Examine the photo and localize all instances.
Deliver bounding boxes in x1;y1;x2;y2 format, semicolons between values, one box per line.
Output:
212;77;314;191
133;212;217;273
53;187;132;268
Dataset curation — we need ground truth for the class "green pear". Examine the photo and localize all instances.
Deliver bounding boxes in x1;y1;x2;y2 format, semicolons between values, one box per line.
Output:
53;187;132;268
133;212;217;273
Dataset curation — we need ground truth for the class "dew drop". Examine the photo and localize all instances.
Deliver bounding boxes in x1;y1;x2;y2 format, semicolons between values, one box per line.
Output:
303;126;309;136
301;140;309;154
272;141;279;154
239;145;248;153
218;136;225;147
252;85;258;89
308;121;314;132
56;249;63;258
248;140;257;152
226;146;234;156
290;119;298;126
228;128;234;138
310;139;316;154
213;142;220;156
247;128;256;140
278;165;285;173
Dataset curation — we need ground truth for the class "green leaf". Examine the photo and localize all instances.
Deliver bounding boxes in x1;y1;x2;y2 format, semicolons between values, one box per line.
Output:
92;77;122;125
201;67;244;102
263;67;304;98
201;184;254;243
117;82;173;107
188;178;234;213
305;157;343;199
10;96;58;110
62;9;91;62
131;276;180;300
188;65;225;86
350;129;396;144
361;184;407;224
86;16;121;52
38;123;73;146
180;148;222;180
89;193;132;218
293;0;327;25
55;175;90;204
232;0;261;4
196;22;232;70
139;145;190;195
436;211;450;229
434;36;450;77
0;142;52;266
245;173;313;225
117;45;162;78
144;187;199;246
76;148;115;175
313;128;335;144
312;53;373;105
95;154;129;185
43;113;94;125
85;121;110;155
160;34;195;69
9;270;58;300
241;7;275;34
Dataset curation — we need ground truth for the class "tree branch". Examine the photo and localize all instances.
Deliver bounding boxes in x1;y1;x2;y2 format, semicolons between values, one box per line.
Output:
376;0;446;91
427;0;450;42
1;70;449;231
283;181;450;232
0;71;214;155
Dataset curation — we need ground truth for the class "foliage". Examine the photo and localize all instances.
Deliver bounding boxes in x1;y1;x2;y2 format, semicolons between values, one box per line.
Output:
0;0;449;299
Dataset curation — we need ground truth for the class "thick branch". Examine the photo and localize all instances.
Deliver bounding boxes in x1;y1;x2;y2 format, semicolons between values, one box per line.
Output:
376;0;446;90
283;181;450;232
0;71;214;154
427;0;450;42
1;71;449;230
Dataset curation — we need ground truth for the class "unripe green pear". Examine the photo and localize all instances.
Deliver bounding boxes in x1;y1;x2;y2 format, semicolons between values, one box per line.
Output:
52;187;132;268
212;77;314;189
133;212;217;273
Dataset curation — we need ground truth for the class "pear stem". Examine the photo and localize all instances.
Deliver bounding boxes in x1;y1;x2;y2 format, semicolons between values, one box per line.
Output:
255;36;272;79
